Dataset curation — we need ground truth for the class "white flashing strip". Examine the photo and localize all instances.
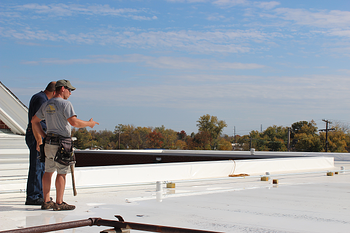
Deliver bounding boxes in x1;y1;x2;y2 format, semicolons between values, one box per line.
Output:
63;157;334;189
233;157;334;175
0;157;335;193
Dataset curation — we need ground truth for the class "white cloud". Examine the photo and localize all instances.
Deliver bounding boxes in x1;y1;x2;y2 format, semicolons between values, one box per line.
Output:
1;27;276;53
0;27;95;43
207;14;226;21
212;0;248;7
337;69;350;74
0;11;22;18
109;29;274;53
21;54;265;70
254;1;280;10
72;74;350;112
168;0;278;10
167;0;208;2
274;8;350;28
329;29;350;37
4;3;156;20
16;3;75;16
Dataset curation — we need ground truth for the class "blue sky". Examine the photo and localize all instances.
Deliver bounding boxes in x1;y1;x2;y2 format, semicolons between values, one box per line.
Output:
1;0;350;136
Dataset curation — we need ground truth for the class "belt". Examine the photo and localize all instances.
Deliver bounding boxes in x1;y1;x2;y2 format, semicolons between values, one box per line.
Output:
45;133;71;145
46;133;58;137
45;136;60;145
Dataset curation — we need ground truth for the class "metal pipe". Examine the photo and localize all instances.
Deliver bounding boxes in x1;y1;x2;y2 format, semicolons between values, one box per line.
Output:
0;218;96;233
95;217;220;233
0;217;222;233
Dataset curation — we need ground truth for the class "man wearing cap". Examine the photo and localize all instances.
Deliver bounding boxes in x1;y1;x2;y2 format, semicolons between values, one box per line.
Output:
31;79;99;210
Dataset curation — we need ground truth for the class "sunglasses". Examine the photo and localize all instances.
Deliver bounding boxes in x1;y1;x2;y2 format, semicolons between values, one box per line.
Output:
64;87;73;92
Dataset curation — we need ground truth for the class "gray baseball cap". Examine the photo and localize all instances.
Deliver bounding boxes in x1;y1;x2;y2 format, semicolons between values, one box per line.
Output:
56;79;76;91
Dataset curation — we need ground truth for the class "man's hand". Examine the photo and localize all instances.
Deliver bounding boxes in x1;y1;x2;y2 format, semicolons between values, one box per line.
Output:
31;115;46;151
88;118;99;128
36;142;42;152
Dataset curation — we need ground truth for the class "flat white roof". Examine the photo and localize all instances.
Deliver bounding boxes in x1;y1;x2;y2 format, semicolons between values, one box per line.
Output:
0;160;349;233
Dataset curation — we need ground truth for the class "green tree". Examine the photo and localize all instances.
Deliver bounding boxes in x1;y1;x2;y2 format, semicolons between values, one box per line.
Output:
187;131;212;150
136;126;153;149
175;140;187;150
262;126;288;151
115;124;153;149
319;127;348;152
326;122;349;152
292;120;321;152
92;129;117;149
236;134;250;151
294;133;322;152
216;138;232;151
345;134;350;152
290;120;320;152
177;130;187;140
291;120;318;137
155;125;178;149
72;128;93;149
196;114;227;149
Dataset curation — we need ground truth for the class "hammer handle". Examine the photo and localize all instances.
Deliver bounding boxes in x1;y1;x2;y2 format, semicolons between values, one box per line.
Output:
70;164;77;196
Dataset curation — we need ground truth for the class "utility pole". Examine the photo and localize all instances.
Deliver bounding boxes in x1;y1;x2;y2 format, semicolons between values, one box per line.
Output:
234;126;237;143
319;119;335;152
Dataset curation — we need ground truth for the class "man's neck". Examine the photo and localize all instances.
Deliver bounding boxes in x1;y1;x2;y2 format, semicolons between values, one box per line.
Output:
53;93;64;99
44;90;50;99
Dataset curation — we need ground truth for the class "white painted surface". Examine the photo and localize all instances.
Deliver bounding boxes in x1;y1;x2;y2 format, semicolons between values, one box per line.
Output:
0;156;335;193
0;147;348;233
63;157;333;190
233;157;334;175
0;161;349;233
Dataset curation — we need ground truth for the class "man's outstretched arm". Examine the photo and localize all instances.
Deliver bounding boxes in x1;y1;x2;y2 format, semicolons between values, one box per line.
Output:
68;116;99;129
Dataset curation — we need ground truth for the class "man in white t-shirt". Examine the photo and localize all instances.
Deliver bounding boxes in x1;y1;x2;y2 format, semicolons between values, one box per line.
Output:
32;79;99;211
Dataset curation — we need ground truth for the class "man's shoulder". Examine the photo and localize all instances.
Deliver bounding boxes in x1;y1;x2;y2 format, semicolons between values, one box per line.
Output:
31;91;47;101
49;97;72;106
33;91;46;98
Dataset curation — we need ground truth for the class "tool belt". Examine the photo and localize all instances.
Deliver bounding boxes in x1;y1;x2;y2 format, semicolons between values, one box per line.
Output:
45;133;75;166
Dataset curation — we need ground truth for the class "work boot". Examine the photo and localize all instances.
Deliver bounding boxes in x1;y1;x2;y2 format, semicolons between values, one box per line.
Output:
25;198;44;206
53;202;75;211
41;200;55;210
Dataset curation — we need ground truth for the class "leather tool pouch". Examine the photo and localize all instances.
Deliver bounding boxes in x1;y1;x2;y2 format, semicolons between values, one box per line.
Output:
54;138;75;166
39;137;46;163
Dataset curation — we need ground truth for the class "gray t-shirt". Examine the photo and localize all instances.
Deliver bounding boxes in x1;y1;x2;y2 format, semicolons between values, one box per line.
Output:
36;97;76;137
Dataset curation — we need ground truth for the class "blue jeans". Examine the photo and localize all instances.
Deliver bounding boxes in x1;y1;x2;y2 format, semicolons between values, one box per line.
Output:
25;129;45;201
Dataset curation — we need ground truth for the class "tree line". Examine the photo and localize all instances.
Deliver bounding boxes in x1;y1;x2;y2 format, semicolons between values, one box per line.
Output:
72;115;350;153
235;120;350;152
